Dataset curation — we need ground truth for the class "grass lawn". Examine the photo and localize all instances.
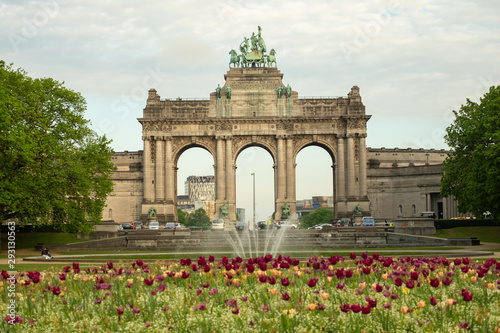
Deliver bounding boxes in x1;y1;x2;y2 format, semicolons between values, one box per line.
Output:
0;232;88;251
431;226;500;244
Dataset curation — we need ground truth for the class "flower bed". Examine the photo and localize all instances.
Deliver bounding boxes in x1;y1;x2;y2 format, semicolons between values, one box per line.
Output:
1;253;500;332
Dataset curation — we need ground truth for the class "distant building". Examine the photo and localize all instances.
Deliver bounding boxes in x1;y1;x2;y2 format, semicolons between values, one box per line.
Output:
296;196;334;221
236;208;245;223
185;176;215;201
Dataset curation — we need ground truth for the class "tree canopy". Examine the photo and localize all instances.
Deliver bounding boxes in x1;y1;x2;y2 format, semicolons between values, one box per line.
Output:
177;208;187;225
185;208;211;229
441;85;500;222
0;61;115;233
299;207;333;229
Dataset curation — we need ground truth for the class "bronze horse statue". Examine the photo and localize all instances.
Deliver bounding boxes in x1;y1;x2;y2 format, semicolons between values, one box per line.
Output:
266;49;277;67
229;49;240;67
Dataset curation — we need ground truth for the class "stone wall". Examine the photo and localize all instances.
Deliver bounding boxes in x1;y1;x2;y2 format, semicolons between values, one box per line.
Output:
43;229;475;252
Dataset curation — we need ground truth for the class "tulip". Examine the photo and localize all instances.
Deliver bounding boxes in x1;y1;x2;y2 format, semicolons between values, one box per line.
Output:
281;292;291;301
321;292;329;300
417;300;426;308
446;298;456;306
307;277;319;288
351;304;361;313
280;277;290;287
340;303;350;312
308;303;316;311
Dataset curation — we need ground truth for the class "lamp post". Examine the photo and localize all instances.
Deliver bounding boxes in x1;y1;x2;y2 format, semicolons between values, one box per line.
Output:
251;173;255;230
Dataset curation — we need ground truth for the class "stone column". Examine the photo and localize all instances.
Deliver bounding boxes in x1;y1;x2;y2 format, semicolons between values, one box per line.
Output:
277;136;286;200
346;134;356;198
336;136;346;200
143;137;154;203
225;137;236;220
358;135;367;198
285;137;296;217
165;138;175;204
155;138;165;201
216;136;226;214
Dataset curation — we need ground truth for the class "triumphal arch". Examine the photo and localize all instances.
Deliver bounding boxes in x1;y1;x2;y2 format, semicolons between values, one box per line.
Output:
138;27;370;223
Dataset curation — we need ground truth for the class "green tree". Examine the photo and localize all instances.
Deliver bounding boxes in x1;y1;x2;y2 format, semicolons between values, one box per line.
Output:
185;208;211;229
177;208;187;225
441;85;500;222
299;207;333;229
0;61;115;233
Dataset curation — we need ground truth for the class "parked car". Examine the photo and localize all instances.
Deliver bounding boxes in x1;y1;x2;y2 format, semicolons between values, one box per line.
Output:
361;216;376;226
132;221;144;229
119;223;133;230
164;222;176;230
211;218;225;231
420;211;437;219
149;221;160;230
277;221;298;229
257;220;273;230
175;223;186;229
308;223;332;230
336;218;352;227
235;221;247;230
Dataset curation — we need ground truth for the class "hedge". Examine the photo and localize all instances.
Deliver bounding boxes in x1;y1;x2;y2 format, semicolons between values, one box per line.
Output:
434;219;500;230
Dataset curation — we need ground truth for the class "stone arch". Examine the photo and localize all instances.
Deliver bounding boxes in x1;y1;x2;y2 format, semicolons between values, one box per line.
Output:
294;139;337;222
293;138;337;164
138;68;369;223
233;137;276;164
172;138;216;165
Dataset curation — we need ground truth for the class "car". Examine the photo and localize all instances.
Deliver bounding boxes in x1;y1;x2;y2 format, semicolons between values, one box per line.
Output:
277;221;298;229
257;220;273;230
336;218;352;227
132;221;144;230
420;212;437;219
211;218;225;231
308;223;332;230
175;223;186;229
164;222;176;230
119;223;133;230
361;216;376;226
235;221;247;230
148;221;160;230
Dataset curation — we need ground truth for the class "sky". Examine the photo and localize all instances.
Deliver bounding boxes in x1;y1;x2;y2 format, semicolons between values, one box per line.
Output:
2;0;499;222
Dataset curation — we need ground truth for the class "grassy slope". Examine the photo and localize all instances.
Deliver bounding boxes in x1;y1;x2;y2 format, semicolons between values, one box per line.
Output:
431;226;500;244
1;232;88;251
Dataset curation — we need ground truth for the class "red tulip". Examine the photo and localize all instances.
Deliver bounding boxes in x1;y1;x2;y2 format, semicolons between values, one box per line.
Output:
307;277;319;288
281;292;291;301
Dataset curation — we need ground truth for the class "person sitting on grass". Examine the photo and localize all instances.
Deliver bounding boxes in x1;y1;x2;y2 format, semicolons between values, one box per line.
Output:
41;247;52;259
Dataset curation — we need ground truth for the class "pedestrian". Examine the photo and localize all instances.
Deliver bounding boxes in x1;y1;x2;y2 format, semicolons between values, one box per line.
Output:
41;247;52;259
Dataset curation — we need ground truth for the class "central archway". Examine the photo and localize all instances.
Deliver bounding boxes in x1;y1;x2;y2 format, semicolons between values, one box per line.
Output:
138;68;370;223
